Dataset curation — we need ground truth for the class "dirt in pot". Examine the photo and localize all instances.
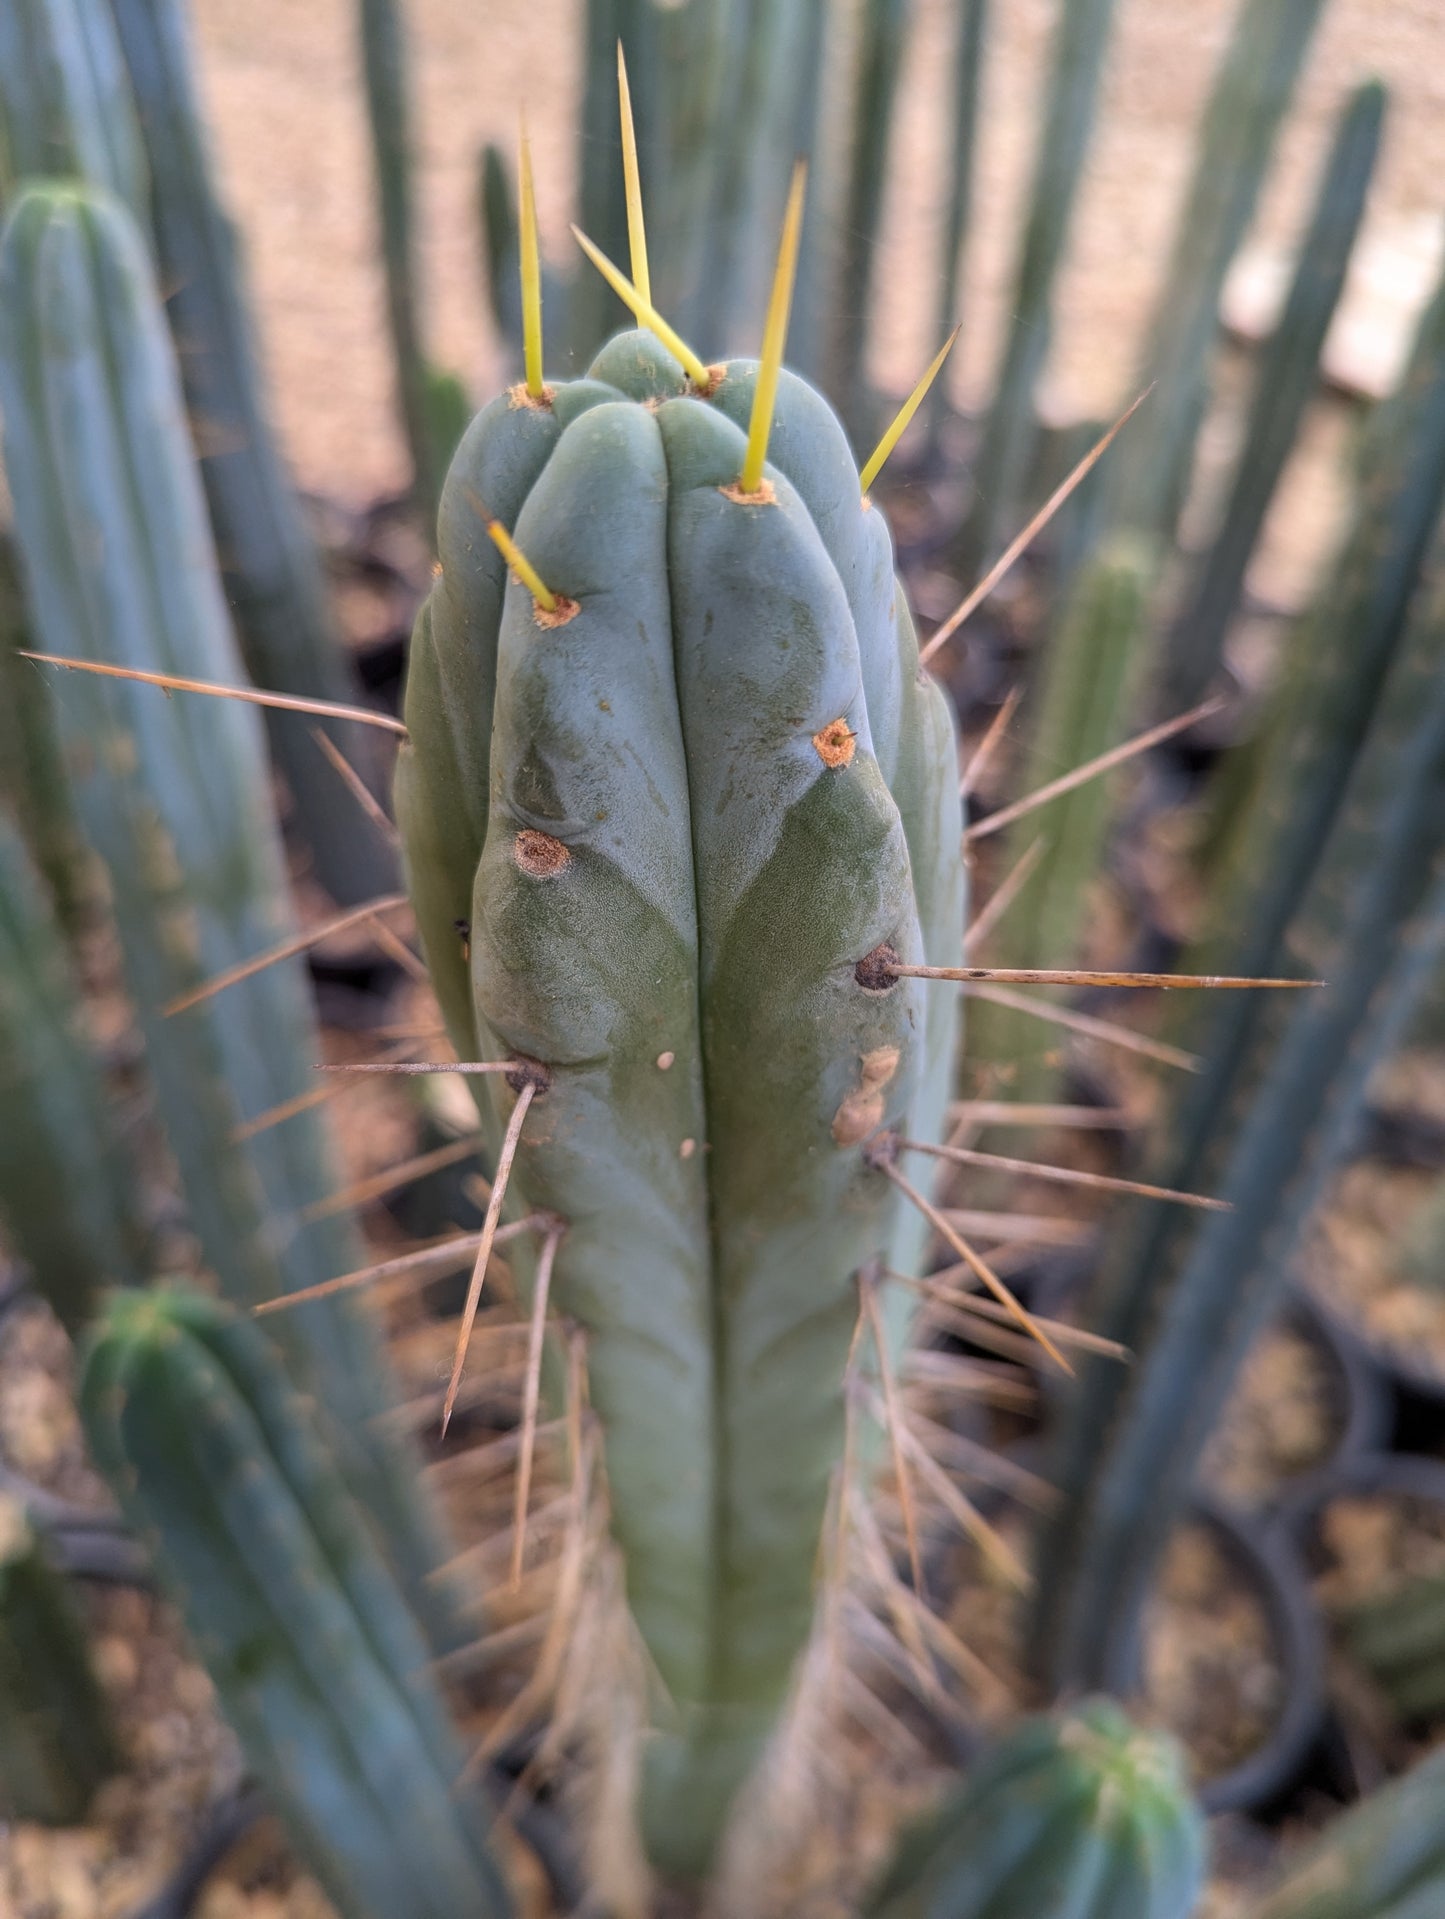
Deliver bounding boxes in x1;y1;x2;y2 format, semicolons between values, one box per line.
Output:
1142;1521;1286;1787
1306;1158;1445;1384
1204;1319;1343;1510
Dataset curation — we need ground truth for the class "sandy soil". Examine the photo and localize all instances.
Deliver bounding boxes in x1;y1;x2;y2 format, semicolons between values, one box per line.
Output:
192;0;1445;552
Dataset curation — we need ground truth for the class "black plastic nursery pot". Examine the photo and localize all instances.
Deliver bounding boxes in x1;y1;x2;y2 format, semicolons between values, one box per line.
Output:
1112;1494;1325;1816
1276;1450;1445;1742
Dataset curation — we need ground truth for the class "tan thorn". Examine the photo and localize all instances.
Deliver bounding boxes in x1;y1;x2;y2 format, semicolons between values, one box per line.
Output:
310;727;401;845
966;695;1230;841
898;1271;1130;1362
919;385;1154;667
946;1099;1130;1130
881;1158;1072;1374
963;834;1046;955
235;1037;419;1137
958;685;1022;801
21;651;408;734
511;1223;564;1590
442;1081;539;1435
301;1133;482;1224
959;981;1202;1071
365;914;430;985
890;963;1317;990
862;1384;1030;1589
861;1273;924;1597
311;1059;518;1076
162;893;411;1016
897;1137;1228;1212
941;1207;1091;1246
252;1219;541;1316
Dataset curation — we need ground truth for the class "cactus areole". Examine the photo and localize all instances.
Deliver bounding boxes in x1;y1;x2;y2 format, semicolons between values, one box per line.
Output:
395;328;965;1872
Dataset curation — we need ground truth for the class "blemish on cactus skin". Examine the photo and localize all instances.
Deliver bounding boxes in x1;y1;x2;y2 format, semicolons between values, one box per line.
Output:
656;1051;675;1071
680;1138;697;1159
831;1046;902;1146
854;942;900;993
513;829;571;878
812;719;856;768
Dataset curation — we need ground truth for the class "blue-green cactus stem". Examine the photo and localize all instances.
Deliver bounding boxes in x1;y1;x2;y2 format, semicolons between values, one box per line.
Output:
106;0;396;907
1107;0;1328;549
0;0;147;221
0;815;144;1334
967;532;1152;1103
1169;80;1385;708
357;0;466;530
0;536;90;940
81;1288;512;1919
1245;1742;1445;1919
398;329;964;1872
0;182;456;1652
954;0;1117;576
1031;617;1445;1692
0;1491;122;1826
864;1698;1207;1918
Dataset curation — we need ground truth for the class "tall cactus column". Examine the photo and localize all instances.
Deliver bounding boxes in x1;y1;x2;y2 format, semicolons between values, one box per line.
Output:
106;0;396;906
397;326;965;1876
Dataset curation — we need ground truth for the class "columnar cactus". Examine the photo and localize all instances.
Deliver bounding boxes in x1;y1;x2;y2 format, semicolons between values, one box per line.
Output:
1245;1743;1445;1919
0;181;454;1652
0;816;143;1334
81;1289;512;1919
0;1491;121;1826
396;321;966;1871
863;1698;1207;1918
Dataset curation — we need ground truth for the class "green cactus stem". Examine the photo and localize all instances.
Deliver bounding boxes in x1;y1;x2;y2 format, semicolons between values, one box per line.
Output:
0;0;147;220
357;0;467;531
0;536;90;940
1245;1743;1445;1919
0;1492;122;1827
1031;619;1445;1692
105;0;397;908
1169;80;1386;708
81;1288;512;1919
0;816;144;1334
1343;1569;1445;1725
1037;244;1445;1557
927;0;989;450
0;181;455;1652
1107;0;1328;551
396;322;965;1872
1401;1176;1445;1290
967;532;1152;1103
954;0;1118;575
828;0;915;444
864;1698;1206;1918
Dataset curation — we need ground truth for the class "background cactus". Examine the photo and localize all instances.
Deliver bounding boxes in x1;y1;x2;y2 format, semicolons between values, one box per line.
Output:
0;180;456;1651
99;0;397;908
1030;319;1445;1685
357;0;469;530
81;1287;512;1919
1244;1743;1445;1918
0;815;144;1335
863;1699;1207;1919
0;1489;121;1826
